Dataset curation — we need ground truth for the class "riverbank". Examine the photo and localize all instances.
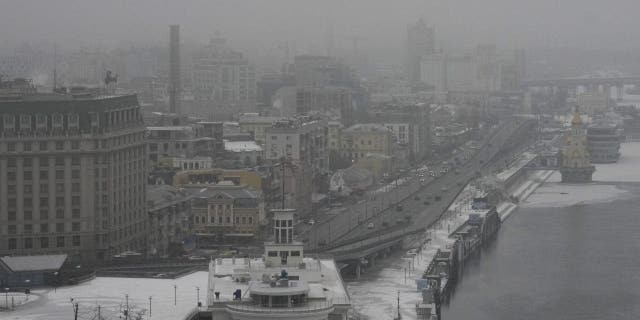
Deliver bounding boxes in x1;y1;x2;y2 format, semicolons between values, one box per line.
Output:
442;141;640;320
347;152;555;319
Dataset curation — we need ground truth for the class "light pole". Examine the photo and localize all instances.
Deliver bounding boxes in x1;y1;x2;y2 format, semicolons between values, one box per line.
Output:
195;286;200;306
53;271;59;292
4;287;8;310
149;296;152;317
173;284;177;306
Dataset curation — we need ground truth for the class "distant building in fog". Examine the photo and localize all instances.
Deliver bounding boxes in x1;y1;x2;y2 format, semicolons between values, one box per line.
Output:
406;18;436;85
192;35;257;118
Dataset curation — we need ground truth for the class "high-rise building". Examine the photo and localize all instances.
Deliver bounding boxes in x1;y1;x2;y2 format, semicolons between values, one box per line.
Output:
192;35;256;119
169;25;181;113
406;18;435;85
0;86;148;261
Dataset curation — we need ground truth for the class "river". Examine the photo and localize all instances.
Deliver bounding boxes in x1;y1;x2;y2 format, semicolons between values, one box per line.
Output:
443;142;640;320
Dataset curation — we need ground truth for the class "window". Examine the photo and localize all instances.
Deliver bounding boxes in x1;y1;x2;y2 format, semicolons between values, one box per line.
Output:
56;223;64;233
40;210;48;220
72;170;80;179
56;184;64;193
72;183;80;192
8;211;16;221
40;237;49;248
7;172;16;181
8;199;16;208
56;209;64;219
7;142;15;152
72;235;81;247
291;251;301;257
71;141;79;150
55;157;64;166
24;171;32;180
72;222;80;231
55;141;64;150
40;223;49;233
56;236;65;248
55;170;64;180
56;197;64;206
218;217;222;224
24;211;32;220
8;225;16;235
39;141;47;151
72;196;80;205
268;251;278;257
226;217;230;223
8;238;17;250
7;158;16;167
7;185;16;194
24;224;33;234
71;157;80;165
40;183;48;193
248;217;253;224
235;217;240;224
271;136;277;140
24;238;33;249
242;217;246;224
24;185;32;194
23;158;32;167
40;171;48;179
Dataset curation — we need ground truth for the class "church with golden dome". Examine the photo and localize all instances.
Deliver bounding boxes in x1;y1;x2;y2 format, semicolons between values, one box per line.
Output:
560;108;595;183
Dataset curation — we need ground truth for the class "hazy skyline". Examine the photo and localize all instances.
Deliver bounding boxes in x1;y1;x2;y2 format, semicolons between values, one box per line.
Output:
2;0;639;67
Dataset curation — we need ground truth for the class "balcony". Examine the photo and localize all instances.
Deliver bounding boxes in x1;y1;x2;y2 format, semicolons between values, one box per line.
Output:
224;299;335;314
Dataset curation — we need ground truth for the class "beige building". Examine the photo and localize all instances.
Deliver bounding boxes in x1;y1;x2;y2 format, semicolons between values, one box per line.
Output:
187;184;265;244
0;89;147;261
238;114;282;145
341;123;394;161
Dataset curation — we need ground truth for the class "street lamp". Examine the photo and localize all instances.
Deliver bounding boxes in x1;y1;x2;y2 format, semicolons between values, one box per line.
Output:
4;287;9;310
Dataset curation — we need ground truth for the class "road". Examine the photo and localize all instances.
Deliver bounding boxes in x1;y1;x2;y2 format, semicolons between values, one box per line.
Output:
303;117;535;252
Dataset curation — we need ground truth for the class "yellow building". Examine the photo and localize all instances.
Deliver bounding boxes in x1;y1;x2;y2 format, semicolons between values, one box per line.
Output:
342;123;394;160
173;168;263;190
354;153;393;180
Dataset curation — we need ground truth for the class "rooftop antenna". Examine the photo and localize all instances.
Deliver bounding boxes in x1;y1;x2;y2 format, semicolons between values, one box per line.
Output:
53;43;57;91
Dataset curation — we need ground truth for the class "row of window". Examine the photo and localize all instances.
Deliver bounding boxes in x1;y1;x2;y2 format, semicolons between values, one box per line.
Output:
6;196;82;208
194;215;254;225
4;141;80;153
7;208;81;221
6;156;82;167
8;182;81;194
7;222;81;234
7;235;81;250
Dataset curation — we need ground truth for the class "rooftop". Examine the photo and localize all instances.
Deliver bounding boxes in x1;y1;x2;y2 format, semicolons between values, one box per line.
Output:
0;254;67;272
224;140;263;152
146;184;191;210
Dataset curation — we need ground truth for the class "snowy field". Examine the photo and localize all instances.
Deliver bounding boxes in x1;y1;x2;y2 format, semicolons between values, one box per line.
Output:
523;142;640;208
4;271;208;320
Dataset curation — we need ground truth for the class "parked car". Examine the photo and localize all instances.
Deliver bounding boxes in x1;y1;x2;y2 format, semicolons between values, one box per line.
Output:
367;222;375;229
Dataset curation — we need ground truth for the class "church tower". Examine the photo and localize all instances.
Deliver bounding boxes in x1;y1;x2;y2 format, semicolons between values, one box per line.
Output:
560;108;595;183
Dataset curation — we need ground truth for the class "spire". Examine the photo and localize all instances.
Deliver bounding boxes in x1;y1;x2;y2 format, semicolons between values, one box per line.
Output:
571;106;583;127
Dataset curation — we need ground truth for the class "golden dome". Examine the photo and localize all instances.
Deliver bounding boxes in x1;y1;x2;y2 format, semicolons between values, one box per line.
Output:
571;109;583;126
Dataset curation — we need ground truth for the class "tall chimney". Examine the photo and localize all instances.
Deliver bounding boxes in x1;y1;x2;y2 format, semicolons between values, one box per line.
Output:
169;25;181;114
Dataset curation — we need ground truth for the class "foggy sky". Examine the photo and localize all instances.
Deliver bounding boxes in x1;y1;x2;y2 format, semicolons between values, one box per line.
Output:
2;0;640;65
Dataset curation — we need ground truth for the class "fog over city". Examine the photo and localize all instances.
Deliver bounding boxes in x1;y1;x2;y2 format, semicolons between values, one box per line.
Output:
2;1;640;320
3;0;640;64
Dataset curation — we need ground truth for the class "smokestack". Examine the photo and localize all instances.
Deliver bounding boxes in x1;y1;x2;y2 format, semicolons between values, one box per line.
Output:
169;25;181;114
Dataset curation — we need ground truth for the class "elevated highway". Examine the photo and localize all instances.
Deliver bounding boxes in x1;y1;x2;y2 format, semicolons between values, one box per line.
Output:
306;116;537;264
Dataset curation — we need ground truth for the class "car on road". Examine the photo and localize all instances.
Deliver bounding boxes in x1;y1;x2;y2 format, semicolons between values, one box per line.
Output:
396;204;404;211
188;255;207;261
435;195;442;201
414;195;421;200
307;219;315;225
367;222;375;229
423;201;430;206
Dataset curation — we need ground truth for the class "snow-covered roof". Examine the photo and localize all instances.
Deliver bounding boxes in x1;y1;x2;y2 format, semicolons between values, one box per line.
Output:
224;140;263;152
0;254;67;272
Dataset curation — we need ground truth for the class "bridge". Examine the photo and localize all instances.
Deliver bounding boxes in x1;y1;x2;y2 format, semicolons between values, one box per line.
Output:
522;76;640;100
306;117;538;277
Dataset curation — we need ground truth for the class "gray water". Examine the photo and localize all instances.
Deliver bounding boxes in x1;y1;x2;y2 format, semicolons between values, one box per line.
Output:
443;183;640;320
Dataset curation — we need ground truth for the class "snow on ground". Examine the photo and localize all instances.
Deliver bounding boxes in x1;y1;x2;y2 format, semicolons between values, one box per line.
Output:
348;153;558;320
593;142;640;182
4;271;208;320
347;185;484;320
523;142;640;208
370;177;411;195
